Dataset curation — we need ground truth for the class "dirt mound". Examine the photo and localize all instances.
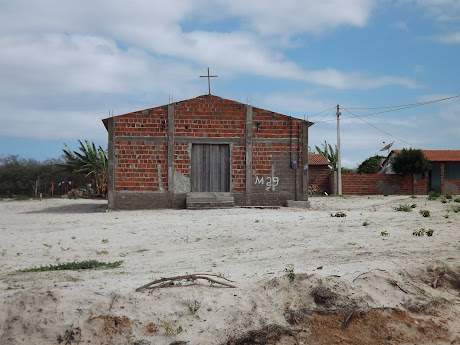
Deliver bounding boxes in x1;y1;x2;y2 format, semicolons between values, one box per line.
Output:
2;264;460;344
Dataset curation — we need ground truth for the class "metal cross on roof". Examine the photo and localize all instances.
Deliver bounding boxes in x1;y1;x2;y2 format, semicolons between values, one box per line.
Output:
200;67;218;95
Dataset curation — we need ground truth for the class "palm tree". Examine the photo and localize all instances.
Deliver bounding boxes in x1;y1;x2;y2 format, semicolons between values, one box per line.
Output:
61;140;108;196
315;140;338;171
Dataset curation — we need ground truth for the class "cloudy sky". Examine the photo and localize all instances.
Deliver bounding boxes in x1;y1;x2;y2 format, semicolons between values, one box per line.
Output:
1;0;459;167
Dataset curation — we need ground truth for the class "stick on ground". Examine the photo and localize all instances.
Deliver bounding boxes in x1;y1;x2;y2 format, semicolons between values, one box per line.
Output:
136;273;236;292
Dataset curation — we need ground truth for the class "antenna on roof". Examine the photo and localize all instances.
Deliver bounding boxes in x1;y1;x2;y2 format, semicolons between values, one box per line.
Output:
380;141;394;155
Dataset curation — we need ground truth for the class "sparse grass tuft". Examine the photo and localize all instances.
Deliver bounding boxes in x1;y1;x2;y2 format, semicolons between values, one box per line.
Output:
285;267;295;281
362;221;370;226
394;204;412;212
330;211;347;217
161;321;182;336
380;231;389;236
445;194;452;200
427;191;440;200
454;197;460;203
419;209;430;217
21;260;123;272
413;228;434;237
188;300;201;314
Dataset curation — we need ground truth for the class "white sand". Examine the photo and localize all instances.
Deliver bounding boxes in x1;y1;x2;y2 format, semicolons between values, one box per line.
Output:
0;195;459;344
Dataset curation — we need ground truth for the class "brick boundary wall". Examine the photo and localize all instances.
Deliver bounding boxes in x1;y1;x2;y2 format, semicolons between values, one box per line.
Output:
444;179;460;195
309;166;330;194
330;173;429;195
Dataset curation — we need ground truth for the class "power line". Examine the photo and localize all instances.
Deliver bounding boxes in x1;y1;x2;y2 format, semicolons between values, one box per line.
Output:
307;106;336;119
343;94;460;110
343;108;420;149
317;108;335;122
317;101;440;122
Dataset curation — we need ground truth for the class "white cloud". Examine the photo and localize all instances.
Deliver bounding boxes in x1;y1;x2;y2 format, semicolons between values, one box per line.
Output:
408;0;460;21
435;32;460;43
0;0;425;146
0;0;417;91
216;0;375;35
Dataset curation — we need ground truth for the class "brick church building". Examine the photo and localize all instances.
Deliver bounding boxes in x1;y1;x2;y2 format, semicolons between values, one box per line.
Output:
102;94;314;209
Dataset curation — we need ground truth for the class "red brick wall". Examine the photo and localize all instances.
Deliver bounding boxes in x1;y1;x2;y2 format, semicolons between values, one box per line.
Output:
113;107;168;137
444;179;460;195
114;140;167;191
112;95;305;197
309;166;330;194
335;173;429;195
175;97;246;138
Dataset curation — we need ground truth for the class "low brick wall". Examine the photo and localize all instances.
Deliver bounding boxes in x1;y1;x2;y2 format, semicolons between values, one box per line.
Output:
444;179;460;195
309;166;330;194
330;173;429;195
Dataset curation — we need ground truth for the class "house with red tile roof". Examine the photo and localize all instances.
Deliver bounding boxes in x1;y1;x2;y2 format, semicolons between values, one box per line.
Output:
380;150;460;194
308;153;330;194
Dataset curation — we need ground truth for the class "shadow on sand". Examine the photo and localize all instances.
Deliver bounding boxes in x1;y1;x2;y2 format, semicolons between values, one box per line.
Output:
23;201;108;214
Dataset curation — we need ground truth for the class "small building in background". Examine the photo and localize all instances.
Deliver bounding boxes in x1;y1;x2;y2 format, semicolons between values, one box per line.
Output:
380;149;460;194
307;154;330;195
102;94;314;209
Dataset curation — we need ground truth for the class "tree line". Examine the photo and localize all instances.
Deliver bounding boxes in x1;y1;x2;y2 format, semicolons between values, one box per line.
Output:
0;140;107;198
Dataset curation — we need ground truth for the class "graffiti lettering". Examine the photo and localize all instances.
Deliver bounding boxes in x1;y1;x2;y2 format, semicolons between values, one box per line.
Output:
255;176;264;185
255;176;279;191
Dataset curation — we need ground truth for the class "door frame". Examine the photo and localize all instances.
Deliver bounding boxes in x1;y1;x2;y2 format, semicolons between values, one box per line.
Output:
190;143;231;192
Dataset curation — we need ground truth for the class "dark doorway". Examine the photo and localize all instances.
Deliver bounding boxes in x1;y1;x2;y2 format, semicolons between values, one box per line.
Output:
191;144;230;192
430;163;441;193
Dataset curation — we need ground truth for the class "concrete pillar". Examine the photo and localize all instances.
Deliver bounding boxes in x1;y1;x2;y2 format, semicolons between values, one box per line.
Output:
245;105;253;205
301;121;309;201
167;104;175;207
107;117;115;209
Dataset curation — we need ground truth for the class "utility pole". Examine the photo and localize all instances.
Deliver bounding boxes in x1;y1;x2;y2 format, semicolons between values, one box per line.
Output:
337;105;342;195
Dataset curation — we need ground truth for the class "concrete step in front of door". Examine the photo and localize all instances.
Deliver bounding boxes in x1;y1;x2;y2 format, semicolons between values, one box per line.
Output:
186;192;235;209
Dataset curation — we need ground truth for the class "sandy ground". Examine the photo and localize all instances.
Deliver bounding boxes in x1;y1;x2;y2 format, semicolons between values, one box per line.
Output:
0;195;459;344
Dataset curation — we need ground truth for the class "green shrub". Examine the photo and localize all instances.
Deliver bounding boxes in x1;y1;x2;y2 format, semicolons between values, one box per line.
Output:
452;206;460;213
330;211;347;217
413;228;425;236
362;221;370;226
413;228;433;236
419;210;430;217
394;204;412;212
454;197;460;203
285;267;295;281
440;198;447;204
445;194;452;200
427;191;440;200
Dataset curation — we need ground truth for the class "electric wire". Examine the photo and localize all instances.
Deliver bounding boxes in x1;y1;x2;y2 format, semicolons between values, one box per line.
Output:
306;106;336;119
343;108;420;149
317;108;334;122
343;94;460;110
316;94;460;123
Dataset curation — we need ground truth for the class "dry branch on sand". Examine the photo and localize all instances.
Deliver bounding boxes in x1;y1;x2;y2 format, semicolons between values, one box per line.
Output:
135;273;237;292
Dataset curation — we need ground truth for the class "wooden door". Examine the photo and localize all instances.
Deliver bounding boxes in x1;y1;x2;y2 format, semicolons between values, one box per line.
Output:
191;144;230;192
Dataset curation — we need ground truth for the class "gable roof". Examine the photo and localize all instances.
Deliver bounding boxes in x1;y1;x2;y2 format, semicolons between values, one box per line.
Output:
309;153;329;165
102;94;314;130
392;150;460;162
